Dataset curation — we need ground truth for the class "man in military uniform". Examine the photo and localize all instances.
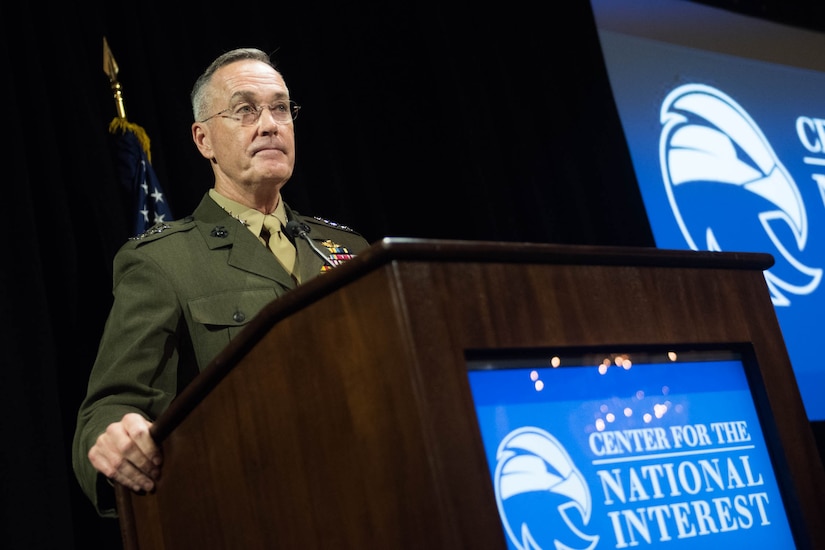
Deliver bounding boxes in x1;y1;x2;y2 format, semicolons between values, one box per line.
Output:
72;48;370;518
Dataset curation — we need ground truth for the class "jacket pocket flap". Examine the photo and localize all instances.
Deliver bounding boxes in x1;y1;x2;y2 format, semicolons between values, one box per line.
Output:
189;288;277;326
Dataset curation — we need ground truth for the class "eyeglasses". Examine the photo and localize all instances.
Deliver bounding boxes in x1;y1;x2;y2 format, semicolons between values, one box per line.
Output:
199;100;301;125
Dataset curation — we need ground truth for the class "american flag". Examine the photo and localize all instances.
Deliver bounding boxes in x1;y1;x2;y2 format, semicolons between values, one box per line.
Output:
109;117;173;235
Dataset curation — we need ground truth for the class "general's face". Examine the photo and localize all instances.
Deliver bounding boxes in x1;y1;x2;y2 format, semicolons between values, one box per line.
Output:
192;59;296;191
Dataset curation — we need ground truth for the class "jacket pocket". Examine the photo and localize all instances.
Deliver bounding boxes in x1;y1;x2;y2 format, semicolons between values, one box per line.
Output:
187;288;279;369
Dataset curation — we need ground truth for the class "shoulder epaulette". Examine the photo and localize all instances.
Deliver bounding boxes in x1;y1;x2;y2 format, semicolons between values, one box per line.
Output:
309;215;359;234
128;216;195;242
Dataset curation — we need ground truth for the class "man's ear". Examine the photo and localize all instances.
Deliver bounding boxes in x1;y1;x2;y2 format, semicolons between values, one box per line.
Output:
191;122;214;161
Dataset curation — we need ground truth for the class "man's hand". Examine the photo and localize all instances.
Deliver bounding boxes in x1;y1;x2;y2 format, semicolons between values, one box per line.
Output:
88;413;162;493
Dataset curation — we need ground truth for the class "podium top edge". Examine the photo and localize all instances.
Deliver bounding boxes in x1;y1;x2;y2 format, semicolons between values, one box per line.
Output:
363;238;775;271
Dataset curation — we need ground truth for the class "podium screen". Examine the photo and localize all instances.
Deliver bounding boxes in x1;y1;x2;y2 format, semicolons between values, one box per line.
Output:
465;346;801;549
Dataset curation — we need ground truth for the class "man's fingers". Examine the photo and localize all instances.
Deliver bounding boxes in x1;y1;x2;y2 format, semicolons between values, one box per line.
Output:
112;458;156;493
89;439;157;492
121;413;163;467
88;414;163;493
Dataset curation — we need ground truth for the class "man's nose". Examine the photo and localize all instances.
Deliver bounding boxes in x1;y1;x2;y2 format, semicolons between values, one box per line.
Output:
257;108;281;133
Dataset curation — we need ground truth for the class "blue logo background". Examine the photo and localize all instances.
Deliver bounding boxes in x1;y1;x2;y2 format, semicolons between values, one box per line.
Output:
596;30;825;420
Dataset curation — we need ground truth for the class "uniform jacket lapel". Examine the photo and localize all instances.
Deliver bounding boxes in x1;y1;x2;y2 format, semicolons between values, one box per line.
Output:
192;194;297;289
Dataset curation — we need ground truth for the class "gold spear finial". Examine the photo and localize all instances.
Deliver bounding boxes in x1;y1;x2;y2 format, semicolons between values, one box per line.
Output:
103;36;127;119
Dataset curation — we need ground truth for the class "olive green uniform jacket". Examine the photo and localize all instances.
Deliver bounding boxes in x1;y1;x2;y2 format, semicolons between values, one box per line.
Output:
73;193;370;517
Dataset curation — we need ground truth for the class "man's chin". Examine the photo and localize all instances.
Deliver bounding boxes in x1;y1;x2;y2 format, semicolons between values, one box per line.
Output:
256;166;293;185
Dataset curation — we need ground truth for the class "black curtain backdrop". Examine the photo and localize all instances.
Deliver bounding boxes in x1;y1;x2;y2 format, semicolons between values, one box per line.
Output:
1;1;821;548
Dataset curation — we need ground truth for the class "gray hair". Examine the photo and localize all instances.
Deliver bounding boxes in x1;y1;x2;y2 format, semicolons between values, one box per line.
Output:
190;48;278;121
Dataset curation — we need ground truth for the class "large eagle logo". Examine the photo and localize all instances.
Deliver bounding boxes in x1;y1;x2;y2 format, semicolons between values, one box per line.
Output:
659;83;821;305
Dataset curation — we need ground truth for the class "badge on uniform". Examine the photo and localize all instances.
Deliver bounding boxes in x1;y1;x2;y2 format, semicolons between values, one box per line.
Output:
320;240;355;272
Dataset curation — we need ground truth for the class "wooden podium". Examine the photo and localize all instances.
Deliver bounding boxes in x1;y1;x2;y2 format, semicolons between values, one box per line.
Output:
115;239;825;549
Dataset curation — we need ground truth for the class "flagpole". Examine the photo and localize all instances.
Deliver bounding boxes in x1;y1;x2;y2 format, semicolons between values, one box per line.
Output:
103;36;127;120
102;37;152;162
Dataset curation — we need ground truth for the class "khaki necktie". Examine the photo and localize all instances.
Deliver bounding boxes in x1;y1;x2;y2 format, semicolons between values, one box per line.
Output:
260;216;296;275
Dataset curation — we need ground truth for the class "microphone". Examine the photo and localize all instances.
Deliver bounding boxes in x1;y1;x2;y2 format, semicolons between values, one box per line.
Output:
285;220;336;268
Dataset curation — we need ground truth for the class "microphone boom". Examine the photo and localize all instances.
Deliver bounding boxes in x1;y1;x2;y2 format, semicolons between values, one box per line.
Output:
285;220;336;268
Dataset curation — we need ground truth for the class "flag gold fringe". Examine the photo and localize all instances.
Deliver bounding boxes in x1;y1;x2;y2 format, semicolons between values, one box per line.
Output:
108;117;152;163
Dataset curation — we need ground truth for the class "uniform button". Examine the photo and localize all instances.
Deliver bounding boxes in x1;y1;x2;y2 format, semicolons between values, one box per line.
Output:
232;311;245;323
